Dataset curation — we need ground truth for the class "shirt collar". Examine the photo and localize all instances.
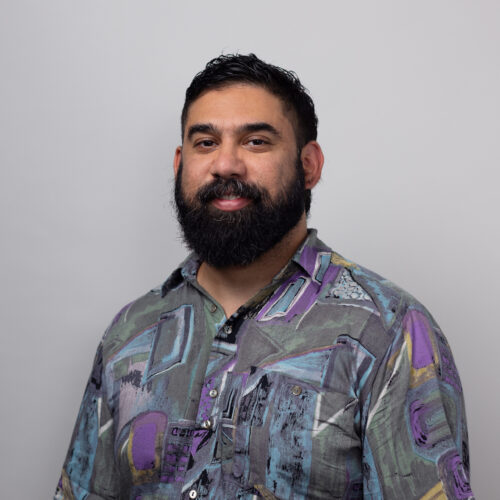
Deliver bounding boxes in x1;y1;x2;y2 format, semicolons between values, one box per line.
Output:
289;228;332;279
161;228;332;297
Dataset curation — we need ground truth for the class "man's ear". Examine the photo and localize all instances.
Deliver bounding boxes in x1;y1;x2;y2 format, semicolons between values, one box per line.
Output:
300;141;324;189
173;146;182;177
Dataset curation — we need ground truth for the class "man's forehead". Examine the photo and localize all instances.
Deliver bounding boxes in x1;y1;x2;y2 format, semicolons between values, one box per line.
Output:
183;83;297;138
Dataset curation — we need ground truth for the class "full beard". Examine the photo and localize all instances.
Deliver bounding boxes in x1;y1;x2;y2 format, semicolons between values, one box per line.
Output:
174;158;306;268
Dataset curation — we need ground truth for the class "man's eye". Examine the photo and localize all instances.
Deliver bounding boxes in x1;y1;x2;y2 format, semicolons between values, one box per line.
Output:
248;138;267;146
196;140;216;148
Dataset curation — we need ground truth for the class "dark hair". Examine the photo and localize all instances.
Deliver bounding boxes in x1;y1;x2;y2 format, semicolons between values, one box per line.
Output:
181;53;318;150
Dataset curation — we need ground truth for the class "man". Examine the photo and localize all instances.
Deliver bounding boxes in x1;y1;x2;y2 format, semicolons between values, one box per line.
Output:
56;54;474;499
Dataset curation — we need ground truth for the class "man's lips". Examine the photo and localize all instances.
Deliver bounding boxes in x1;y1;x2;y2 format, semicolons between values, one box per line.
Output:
211;196;252;211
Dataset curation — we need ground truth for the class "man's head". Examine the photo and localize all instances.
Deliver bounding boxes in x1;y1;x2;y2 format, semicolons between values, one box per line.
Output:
181;53;318;153
174;55;323;268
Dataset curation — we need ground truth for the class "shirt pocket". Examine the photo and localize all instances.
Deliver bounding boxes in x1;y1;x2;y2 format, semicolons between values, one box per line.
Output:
231;368;362;499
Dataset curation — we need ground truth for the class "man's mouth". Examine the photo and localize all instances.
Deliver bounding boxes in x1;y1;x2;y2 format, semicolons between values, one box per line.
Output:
211;195;252;211
198;179;262;211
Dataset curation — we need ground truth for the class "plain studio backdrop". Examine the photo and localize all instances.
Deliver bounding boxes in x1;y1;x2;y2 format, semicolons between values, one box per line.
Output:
1;1;498;498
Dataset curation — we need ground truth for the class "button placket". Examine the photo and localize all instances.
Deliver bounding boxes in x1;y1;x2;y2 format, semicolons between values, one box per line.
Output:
197;377;221;425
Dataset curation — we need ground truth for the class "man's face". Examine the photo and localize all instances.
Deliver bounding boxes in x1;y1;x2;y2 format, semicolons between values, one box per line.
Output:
174;84;307;268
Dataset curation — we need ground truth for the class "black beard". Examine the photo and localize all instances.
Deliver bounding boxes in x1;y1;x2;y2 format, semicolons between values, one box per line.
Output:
174;159;306;268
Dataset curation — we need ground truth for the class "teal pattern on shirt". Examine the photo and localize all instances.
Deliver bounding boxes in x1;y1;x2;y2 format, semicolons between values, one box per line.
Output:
55;230;474;499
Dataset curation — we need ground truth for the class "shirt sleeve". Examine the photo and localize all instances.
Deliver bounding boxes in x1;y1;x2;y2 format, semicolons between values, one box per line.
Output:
54;342;120;499
361;306;474;499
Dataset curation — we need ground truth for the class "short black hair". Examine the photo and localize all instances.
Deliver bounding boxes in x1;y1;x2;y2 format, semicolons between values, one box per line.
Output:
181;53;318;151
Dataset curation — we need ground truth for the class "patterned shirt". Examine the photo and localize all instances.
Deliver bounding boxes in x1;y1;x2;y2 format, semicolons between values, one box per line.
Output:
55;230;474;499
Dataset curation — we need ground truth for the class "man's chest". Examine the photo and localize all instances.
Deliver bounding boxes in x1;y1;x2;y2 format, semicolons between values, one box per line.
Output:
103;298;380;499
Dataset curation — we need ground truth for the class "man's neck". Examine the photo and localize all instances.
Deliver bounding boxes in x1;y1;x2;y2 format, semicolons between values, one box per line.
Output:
196;216;308;318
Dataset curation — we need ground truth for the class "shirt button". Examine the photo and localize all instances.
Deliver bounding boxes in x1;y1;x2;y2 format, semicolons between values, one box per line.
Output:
188;489;198;499
201;418;212;429
209;303;217;313
291;385;302;396
209;388;218;398
232;462;243;478
223;324;232;334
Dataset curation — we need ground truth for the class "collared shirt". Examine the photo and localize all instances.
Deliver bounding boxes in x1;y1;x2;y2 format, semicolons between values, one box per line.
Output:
55;230;474;499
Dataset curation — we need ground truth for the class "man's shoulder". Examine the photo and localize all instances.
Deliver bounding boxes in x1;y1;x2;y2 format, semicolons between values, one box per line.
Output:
316;237;439;341
100;254;199;359
100;273;186;361
329;251;417;329
320;248;448;360
306;231;423;329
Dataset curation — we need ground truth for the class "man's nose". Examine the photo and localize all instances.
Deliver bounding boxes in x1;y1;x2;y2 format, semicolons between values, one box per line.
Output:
210;144;246;178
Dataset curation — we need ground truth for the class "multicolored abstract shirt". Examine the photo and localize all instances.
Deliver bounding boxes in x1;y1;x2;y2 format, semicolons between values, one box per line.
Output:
55;230;473;499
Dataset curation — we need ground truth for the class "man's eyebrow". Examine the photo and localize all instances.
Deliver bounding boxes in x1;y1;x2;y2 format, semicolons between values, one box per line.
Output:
237;122;282;138
186;122;282;142
186;123;220;141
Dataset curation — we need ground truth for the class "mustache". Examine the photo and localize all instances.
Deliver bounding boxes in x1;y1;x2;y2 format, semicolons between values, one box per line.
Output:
197;178;264;204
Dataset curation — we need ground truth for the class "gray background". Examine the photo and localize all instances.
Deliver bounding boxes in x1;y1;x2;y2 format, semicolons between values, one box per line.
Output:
1;1;498;498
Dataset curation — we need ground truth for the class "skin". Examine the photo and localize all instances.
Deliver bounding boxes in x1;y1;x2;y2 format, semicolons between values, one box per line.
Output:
174;84;324;317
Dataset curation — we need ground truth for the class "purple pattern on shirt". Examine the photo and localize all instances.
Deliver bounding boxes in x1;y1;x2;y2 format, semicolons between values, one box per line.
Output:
404;309;435;369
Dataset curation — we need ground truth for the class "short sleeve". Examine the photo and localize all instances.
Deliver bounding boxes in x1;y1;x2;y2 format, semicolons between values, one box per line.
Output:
362;307;474;499
54;342;120;499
